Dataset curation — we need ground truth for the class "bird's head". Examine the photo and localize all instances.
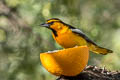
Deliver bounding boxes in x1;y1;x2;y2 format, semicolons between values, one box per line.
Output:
41;18;68;31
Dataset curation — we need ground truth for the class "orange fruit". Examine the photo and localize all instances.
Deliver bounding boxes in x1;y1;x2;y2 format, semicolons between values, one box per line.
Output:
40;46;89;76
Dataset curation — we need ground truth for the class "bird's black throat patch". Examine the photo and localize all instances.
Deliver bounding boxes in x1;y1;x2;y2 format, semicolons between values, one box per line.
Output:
51;29;58;37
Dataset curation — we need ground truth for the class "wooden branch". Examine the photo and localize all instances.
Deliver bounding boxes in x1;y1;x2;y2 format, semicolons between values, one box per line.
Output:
57;66;120;80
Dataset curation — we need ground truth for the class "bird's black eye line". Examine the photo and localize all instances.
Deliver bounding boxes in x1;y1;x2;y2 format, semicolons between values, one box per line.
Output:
49;22;54;25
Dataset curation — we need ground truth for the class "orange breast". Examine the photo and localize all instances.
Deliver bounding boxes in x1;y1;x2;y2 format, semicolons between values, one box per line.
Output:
52;31;87;48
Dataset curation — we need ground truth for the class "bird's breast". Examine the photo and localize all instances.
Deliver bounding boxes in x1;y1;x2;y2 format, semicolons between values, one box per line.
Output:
52;31;87;48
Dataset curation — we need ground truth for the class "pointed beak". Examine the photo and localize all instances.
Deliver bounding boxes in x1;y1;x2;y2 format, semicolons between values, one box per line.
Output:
40;23;50;28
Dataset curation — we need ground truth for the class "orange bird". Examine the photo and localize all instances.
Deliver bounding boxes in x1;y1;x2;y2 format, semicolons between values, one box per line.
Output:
41;18;113;55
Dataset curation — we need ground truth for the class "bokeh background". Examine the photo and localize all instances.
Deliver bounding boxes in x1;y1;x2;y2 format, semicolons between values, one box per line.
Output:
0;0;120;80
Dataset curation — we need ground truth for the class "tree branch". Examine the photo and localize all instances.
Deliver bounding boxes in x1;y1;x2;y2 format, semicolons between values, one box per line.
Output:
57;66;120;80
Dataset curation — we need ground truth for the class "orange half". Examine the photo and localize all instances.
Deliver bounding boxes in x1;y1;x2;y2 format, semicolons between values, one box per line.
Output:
40;46;89;76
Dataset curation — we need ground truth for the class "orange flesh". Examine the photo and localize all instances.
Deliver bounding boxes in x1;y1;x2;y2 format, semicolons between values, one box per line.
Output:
40;46;89;76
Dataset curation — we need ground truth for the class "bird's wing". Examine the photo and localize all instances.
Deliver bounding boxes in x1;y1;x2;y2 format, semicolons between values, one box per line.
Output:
71;28;97;46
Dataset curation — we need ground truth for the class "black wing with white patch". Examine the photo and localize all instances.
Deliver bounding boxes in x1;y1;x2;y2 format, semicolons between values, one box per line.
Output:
71;28;97;46
63;22;97;46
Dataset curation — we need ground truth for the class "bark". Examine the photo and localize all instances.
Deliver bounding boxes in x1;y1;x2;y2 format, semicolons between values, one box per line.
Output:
57;66;120;80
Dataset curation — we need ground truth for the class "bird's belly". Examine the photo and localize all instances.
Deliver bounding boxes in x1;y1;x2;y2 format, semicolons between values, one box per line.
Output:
54;33;87;48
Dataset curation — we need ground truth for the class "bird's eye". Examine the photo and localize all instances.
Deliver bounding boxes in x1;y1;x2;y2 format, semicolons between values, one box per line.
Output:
49;22;54;25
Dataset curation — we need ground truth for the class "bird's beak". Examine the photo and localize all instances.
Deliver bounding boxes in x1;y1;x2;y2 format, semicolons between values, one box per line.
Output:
40;23;50;28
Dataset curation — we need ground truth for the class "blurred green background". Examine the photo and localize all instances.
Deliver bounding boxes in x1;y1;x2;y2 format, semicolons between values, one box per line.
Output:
0;0;120;80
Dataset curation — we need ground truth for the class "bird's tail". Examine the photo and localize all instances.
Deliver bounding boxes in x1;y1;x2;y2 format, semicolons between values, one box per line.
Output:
88;43;113;55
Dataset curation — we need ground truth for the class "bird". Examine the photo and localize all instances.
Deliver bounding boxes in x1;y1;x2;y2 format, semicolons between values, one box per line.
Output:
40;18;113;55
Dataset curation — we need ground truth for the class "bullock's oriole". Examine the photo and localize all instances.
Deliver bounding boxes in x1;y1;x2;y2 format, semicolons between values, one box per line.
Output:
41;18;113;55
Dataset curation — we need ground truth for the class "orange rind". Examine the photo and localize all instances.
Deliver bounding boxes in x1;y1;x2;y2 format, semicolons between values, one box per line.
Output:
40;46;89;76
